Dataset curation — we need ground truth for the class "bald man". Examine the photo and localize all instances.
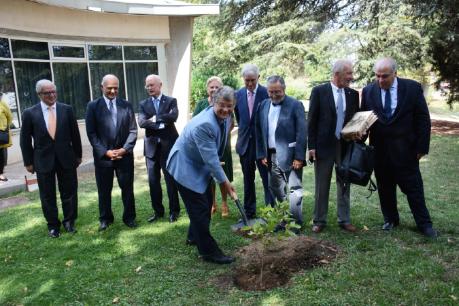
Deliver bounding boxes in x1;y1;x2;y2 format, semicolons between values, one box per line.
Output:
86;74;138;231
138;74;180;223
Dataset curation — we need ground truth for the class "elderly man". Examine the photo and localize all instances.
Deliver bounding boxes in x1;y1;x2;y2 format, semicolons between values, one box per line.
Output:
361;57;438;238
86;74;138;231
235;64;274;219
307;60;360;233
256;76;307;228
20;79;82;237
167;86;237;264
138;74;180;223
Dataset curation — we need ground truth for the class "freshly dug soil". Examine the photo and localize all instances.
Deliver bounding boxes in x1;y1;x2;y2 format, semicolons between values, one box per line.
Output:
233;236;338;291
431;119;459;135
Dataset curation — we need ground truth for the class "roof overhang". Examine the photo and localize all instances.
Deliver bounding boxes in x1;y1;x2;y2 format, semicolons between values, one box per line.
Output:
28;0;219;16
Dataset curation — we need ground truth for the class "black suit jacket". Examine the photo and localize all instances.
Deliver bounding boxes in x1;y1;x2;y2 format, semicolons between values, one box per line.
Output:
308;82;359;159
137;95;178;158
361;78;430;167
235;85;269;156
20;102;82;173
85;97;138;167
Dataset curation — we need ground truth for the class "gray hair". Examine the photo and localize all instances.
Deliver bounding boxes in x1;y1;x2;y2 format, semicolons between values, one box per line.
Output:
35;79;55;94
212;86;235;105
332;59;353;74
206;76;223;87
241;64;260;77
101;74;119;86
266;75;286;89
374;57;397;73
145;74;162;84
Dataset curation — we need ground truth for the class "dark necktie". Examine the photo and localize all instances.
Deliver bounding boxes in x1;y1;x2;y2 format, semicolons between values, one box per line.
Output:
384;89;392;119
109;99;116;128
335;88;344;139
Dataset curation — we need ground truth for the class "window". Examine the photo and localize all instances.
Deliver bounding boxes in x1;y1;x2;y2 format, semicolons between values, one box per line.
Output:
0;37;161;125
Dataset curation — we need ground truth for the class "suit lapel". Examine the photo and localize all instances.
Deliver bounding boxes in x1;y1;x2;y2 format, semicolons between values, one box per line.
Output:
55;103;63;140
35;104;49;137
390;78;405;122
371;83;385;121
325;83;337;122
159;95;167;114
115;98;123;135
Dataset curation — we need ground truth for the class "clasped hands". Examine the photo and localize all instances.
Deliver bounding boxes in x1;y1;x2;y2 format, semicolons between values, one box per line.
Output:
106;148;127;160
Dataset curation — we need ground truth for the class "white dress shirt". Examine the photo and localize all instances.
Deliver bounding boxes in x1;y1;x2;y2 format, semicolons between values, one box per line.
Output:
268;102;281;149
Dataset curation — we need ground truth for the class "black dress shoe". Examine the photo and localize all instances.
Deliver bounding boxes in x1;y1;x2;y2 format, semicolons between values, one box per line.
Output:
382;221;399;231
48;229;60;238
202;253;235;264
147;214;163;223
169;214;178;223
99;221;110;231
125;220;138;228
185;239;196;246
421;227;439;238
63;222;77;234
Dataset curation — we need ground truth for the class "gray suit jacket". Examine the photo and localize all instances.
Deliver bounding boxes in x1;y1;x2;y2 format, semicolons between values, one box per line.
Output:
256;95;307;172
166;107;230;194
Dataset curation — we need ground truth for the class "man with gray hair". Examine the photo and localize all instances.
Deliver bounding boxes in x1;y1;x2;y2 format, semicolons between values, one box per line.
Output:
256;76;307;229
361;57;438;238
307;59;360;233
20;79;82;237
86;74;138;231
235;64;274;219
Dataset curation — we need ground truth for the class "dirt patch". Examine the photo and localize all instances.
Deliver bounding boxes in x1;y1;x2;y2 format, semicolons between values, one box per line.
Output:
231;236;338;291
0;196;30;211
431;119;459;135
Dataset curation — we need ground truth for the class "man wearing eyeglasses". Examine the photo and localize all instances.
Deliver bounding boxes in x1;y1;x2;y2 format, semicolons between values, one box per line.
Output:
20;79;82;238
138;74;180;224
361;57;438;238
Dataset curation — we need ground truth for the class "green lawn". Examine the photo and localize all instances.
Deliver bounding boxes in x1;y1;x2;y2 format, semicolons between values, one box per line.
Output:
1;135;458;305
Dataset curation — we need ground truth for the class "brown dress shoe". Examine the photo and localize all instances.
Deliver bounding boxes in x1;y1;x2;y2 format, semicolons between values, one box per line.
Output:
211;203;217;215
339;223;357;232
312;225;325;233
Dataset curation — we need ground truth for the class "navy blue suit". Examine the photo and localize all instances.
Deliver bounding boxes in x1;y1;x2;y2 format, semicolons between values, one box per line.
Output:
20;102;82;230
138;95;179;217
86;97;138;225
235;85;273;217
361;77;433;230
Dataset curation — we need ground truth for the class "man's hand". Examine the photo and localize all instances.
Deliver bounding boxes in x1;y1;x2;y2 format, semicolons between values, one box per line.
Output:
220;181;237;200
292;159;303;170
308;150;316;162
260;158;268;167
25;165;34;174
150;115;157;123
106;150;122;160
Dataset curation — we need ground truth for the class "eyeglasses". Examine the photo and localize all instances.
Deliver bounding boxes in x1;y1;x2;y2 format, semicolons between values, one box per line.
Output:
39;91;57;96
375;73;393;79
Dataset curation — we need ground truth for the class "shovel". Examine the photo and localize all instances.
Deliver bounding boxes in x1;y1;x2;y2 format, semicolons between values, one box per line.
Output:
230;193;266;232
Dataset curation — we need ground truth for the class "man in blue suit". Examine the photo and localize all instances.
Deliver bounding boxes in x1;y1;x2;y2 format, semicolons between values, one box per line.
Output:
256;76;307;228
167;86;237;264
235;64;273;219
361;57;438;238
20;79;82;238
138;74;180;223
86;74;138;231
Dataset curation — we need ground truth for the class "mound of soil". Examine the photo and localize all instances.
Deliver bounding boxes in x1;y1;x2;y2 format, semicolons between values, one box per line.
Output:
233;236;338;291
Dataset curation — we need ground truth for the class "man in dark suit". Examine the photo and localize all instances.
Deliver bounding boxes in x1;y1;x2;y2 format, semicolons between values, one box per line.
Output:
308;60;360;233
235;64;274;219
86;74;138;231
361;57;438;238
167;86;237;264
138;74;180;223
256;76;307;228
20;79;82;238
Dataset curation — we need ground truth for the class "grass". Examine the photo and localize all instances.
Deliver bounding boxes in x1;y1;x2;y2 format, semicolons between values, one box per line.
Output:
0;135;458;305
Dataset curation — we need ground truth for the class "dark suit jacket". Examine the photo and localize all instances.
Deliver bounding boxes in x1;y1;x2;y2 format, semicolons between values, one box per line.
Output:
256;95;307;172
20;102;82;173
137;95;178;158
85;97;138;167
235;85;269;156
361;78;430;167
307;83;359;159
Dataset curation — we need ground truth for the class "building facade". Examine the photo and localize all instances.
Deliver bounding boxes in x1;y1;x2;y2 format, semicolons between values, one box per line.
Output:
0;0;218;163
